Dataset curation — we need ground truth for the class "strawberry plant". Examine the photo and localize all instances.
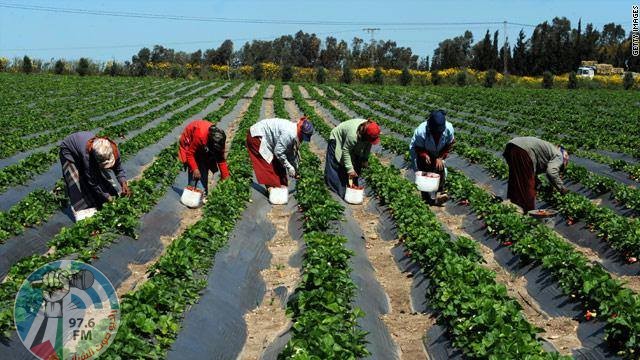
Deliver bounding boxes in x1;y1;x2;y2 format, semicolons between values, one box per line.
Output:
0;82;237;244
101;82;263;359
284;86;368;359
0;82;250;338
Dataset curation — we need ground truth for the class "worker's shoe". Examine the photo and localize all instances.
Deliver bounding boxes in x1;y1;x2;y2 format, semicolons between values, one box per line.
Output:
434;193;449;206
421;192;435;205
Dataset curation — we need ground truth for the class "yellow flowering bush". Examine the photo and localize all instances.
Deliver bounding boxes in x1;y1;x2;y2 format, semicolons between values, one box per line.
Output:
146;62;171;70
410;70;431;85
210;64;230;77
437;68;459;79
295;67;315;82
140;61;636;89
261;62;280;80
517;76;542;87
239;65;253;77
593;75;623;88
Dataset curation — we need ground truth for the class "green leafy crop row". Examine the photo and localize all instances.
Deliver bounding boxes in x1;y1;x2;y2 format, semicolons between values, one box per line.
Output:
281;144;368;359
298;86;557;358
0;82;219;194
341;84;640;261
0;82;247;336
364;157;561;359
102;82;262;359
0;82;236;244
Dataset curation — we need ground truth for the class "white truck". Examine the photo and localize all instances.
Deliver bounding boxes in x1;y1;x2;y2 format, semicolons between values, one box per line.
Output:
577;60;624;78
577;66;595;78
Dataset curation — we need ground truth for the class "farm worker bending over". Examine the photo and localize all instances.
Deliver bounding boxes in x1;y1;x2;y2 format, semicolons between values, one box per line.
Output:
503;136;570;212
247;117;314;191
178;120;230;195
325;118;381;198
409;110;455;205
59;131;131;215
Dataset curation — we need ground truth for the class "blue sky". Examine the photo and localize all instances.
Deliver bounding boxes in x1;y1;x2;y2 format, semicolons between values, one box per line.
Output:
0;0;634;62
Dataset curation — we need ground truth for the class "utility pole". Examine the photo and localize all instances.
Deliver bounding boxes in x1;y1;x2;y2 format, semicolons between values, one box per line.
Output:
503;20;508;75
363;28;380;67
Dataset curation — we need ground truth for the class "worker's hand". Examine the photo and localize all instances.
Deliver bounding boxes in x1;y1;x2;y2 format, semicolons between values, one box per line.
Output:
435;158;444;171
120;181;132;197
559;187;570;195
287;167;297;178
361;161;369;169
347;170;358;178
192;169;202;181
107;195;115;202
422;154;432;166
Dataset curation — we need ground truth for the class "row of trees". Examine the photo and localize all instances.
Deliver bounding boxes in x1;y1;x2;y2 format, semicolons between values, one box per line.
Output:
6;56;98;76
5;17;638;77
432;18;639;74
125;31;420;75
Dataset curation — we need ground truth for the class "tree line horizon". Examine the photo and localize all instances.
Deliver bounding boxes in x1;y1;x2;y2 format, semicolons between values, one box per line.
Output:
6;16;639;76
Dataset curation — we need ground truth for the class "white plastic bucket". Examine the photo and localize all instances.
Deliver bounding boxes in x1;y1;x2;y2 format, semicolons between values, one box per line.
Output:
269;187;289;205
345;186;364;204
73;207;97;222
415;171;440;192
181;186;203;208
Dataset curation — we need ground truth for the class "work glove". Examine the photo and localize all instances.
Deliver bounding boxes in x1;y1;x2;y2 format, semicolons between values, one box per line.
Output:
347;169;358;178
287;166;297;178
435;158;445;171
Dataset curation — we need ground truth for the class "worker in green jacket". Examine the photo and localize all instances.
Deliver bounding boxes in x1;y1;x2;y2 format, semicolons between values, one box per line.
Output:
324;118;381;198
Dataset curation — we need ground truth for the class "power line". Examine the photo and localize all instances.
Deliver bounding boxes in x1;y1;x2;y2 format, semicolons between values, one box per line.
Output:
0;2;519;27
0;28;365;52
0;2;626;29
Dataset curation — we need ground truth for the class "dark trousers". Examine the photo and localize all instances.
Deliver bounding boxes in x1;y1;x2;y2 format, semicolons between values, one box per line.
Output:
186;156;211;195
324;139;361;198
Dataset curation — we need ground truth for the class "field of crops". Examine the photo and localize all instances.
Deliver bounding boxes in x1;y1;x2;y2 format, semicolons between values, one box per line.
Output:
1;72;639;359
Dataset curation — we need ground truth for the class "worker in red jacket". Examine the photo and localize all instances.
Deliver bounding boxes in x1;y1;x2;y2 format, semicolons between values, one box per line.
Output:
178;120;230;195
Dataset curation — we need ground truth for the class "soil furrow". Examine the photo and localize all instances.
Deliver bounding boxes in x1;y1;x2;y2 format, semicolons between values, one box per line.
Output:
241;89;301;359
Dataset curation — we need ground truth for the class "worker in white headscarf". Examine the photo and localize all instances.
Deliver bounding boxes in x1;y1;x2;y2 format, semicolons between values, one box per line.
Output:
59;131;131;218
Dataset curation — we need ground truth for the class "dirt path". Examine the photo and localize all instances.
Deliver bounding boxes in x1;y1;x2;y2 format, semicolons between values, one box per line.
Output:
429;204;582;355
378;155;582;354
241;94;300;359
263;97;275;119
289;97;430;359
240;203;300;359
115;96;253;296
330;99;358;118
264;84;275;99
352;197;433;359
298;85;310;99
282;84;293;98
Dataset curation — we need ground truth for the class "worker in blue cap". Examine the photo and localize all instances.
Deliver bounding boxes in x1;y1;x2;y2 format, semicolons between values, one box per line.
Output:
409;110;455;205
